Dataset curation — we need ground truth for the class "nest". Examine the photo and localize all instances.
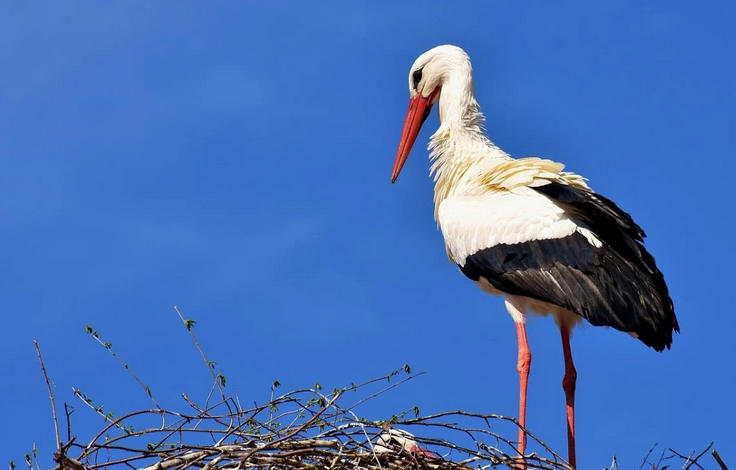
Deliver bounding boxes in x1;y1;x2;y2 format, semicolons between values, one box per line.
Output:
52;368;573;470
29;310;721;470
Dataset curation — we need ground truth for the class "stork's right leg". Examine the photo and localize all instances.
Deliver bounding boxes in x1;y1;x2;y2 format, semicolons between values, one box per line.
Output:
560;325;577;468
515;321;532;458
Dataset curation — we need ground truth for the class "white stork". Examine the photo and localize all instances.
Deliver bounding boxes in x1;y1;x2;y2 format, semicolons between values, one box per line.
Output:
390;45;679;468
374;429;438;459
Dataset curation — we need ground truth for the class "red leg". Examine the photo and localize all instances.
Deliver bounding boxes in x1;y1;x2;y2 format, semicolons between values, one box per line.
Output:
560;326;577;468
515;322;532;460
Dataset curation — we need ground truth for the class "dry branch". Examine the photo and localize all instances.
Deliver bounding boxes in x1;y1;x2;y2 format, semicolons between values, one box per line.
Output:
35;340;61;452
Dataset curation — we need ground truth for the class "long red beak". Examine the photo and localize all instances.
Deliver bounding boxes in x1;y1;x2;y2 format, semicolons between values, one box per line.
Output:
391;89;439;183
410;444;439;460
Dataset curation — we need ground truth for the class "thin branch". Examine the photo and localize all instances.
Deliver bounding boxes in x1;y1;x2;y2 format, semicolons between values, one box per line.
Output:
345;371;425;412
64;404;75;443
638;443;658;470
34;340;61;452
712;449;728;470
173;306;231;414
669;443;713;470
84;325;162;411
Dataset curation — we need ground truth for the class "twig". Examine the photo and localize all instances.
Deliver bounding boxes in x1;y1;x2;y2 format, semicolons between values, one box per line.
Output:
238;389;345;466
173;306;231;415
64;404;75;443
669;443;713;470
346;371;425;412
34;340;61;452
712;449;728;470
84;325;162;411
638;443;657;470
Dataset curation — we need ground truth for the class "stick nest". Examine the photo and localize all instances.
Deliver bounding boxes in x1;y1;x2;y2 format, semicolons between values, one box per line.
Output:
54;367;575;470
32;311;718;470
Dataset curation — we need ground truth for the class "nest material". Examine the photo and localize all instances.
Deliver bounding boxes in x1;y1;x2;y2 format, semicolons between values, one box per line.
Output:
35;320;719;470
52;369;574;470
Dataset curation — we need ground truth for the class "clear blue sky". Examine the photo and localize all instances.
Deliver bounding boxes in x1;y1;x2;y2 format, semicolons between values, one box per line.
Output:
2;1;734;468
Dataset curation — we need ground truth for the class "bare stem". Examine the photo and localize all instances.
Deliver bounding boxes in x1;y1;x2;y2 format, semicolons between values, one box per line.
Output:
34;340;61;451
173;306;229;409
712;449;728;470
85;326;162;410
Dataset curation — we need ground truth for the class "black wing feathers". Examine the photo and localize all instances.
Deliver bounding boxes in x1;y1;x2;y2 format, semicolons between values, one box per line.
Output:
460;182;678;351
534;183;647;269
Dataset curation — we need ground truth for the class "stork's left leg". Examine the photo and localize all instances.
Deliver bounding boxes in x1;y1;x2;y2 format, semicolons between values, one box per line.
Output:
560;325;577;468
504;298;531;465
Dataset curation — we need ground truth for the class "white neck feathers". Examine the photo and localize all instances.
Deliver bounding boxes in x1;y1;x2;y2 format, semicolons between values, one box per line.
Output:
427;58;509;216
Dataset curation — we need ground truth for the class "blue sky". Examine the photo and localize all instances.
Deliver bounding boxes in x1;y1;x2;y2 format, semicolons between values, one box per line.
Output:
1;1;735;468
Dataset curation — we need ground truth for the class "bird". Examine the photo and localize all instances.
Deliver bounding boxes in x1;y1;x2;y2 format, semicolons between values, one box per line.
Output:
374;428;438;459
390;45;679;468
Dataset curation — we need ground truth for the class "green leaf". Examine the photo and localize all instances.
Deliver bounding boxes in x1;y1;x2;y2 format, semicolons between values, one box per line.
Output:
217;374;227;387
413;406;420;417
10;460;17;470
145;385;152;396
103;342;112;349
184;318;196;330
207;360;217;369
85;324;99;338
317;397;327;407
272;380;281;389
314;382;323;391
404;364;412;374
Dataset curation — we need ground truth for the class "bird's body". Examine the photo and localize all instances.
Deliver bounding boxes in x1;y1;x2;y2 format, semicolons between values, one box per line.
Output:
391;45;679;468
436;154;676;349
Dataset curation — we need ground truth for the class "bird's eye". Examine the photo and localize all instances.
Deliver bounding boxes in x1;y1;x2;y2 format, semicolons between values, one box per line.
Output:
412;69;423;89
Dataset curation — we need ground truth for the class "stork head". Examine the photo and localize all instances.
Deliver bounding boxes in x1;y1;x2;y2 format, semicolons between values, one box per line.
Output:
391;45;471;183
374;428;437;458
